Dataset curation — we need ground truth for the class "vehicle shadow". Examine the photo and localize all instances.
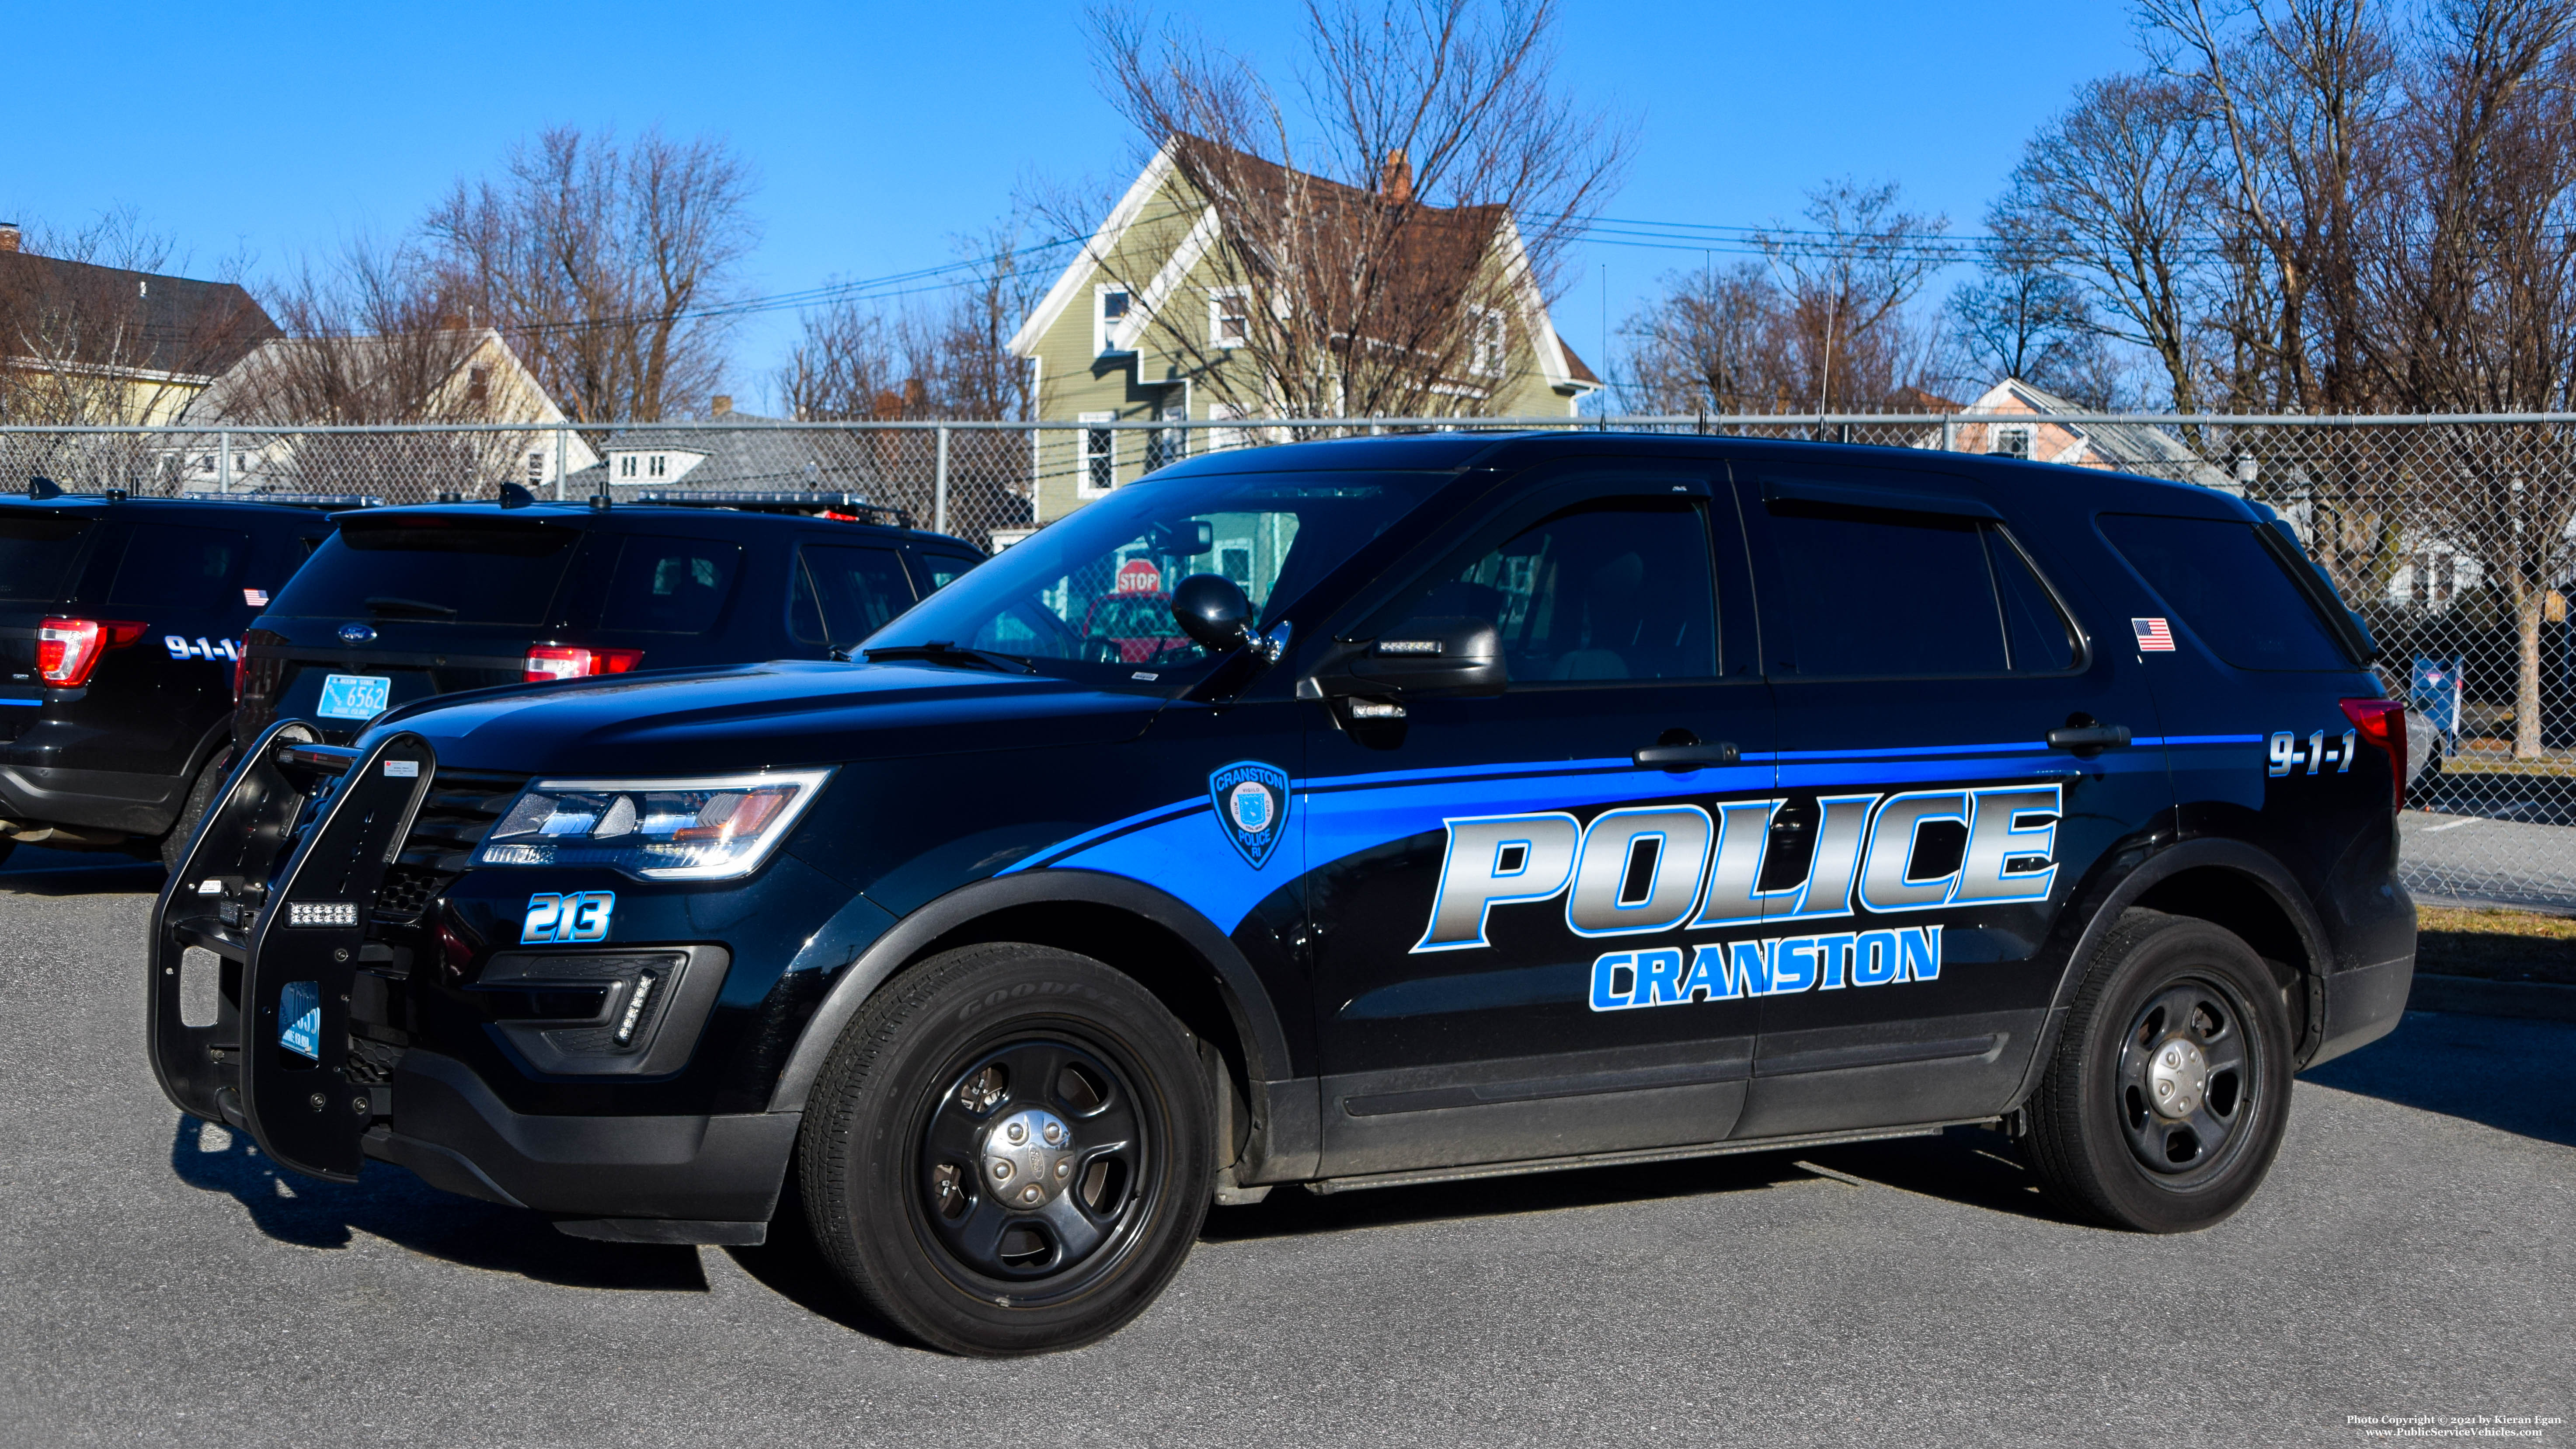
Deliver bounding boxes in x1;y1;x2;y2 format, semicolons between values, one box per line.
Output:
167;1116;708;1292
724;1183;915;1347
2299;1007;2576;1149
0;856;165;896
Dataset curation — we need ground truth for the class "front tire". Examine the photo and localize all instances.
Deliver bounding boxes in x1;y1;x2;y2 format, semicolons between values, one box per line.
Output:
2022;910;2294;1232
797;943;1214;1355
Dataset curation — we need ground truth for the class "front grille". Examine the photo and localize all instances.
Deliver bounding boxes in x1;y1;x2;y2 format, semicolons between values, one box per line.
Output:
372;768;528;923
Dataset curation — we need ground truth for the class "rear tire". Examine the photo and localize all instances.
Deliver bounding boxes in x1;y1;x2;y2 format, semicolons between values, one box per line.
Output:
797;943;1213;1355
160;749;233;875
2022;909;2294;1232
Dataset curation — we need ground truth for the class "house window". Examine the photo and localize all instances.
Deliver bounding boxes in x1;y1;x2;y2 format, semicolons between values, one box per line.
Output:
526;451;545;486
1990;425;2034;460
1469;308;1505;378
1208;403;1255;452
1208;288;1250;349
619;455;638;478
648;454;668;478
1095;286;1133;356
1079;411;1117;491
467;366;491;404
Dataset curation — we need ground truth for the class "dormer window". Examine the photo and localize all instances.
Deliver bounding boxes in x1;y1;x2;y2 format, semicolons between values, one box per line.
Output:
1991;425;2034;460
1095;286;1134;356
1208;287;1249;349
619;455;639;478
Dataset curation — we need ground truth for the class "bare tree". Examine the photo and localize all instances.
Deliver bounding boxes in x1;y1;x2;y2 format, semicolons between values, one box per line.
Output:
1990;73;2221;411
1617;259;1793;412
1083;0;1628;418
1754;178;1951;411
1947;224;2129;408
779;219;1048;422
2363;0;2576;757
422;127;756;423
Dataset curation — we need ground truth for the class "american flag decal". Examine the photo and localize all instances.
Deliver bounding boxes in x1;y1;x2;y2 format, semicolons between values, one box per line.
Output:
2132;617;2176;652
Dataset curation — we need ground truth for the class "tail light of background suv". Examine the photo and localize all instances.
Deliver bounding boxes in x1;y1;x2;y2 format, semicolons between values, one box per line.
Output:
2340;697;2409;812
524;646;645;683
37;618;148;687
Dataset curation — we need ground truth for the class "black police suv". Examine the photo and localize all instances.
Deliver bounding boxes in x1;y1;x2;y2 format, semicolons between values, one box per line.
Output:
0;486;354;869
149;433;2414;1356
234;490;985;745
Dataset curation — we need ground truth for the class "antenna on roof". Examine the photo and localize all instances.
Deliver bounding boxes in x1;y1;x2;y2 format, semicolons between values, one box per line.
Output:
496;481;536;509
26;476;60;501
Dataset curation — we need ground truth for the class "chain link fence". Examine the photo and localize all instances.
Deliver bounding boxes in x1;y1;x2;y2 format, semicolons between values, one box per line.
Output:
6;411;2572;909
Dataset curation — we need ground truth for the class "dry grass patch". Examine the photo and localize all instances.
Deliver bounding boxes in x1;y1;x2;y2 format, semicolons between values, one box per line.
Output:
2414;906;2576;986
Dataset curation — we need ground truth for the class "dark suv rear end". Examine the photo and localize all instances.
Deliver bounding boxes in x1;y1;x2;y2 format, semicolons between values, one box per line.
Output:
235;493;985;745
0;489;348;864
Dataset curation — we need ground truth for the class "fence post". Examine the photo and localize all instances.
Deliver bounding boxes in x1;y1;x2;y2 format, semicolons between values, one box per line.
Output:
217;430;231;494
554;423;568;501
934;424;950;535
1940;416;1956;453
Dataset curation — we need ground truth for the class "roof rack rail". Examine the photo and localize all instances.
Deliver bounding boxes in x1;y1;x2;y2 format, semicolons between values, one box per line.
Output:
627;489;915;528
179;490;386;509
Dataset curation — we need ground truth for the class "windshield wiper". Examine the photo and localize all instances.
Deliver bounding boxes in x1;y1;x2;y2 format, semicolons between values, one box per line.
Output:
860;641;1036;674
364;595;459;619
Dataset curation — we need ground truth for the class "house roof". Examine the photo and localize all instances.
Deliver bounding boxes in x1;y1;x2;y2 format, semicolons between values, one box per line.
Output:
0;250;276;379
566;424;895;494
1012;135;1598;397
1963;377;2232;489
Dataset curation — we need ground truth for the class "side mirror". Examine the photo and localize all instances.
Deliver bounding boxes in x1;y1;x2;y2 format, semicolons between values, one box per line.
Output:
1172;572;1255;653
1349;616;1507;696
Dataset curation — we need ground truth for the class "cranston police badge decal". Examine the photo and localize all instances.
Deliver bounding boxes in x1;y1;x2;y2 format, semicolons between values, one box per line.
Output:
1208;759;1291;869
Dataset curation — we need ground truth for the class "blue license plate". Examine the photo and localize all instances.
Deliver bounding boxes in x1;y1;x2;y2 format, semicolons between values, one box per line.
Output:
316;673;391;721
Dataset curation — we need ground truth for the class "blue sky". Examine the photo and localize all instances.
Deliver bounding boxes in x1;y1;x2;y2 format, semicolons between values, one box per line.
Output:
14;1;2150;409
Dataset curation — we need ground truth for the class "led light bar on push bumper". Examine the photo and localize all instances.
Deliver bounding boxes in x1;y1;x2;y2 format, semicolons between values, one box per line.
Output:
473;770;834;880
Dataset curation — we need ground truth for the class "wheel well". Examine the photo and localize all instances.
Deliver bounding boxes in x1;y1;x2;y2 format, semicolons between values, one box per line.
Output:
2130;866;2315;1041
909;902;1255;1155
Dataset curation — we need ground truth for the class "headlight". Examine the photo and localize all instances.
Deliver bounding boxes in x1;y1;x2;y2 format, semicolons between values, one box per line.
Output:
473;769;834;880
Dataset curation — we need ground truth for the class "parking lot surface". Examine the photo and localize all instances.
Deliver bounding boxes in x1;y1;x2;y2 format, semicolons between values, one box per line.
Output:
2;874;2568;1448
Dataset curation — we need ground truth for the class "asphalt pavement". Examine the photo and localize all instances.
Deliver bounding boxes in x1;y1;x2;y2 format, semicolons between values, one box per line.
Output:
2400;807;2576;913
1;872;2568;1447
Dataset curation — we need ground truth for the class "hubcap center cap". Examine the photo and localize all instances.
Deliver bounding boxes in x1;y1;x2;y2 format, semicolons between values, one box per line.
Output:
982;1107;1077;1210
2146;1035;2210;1119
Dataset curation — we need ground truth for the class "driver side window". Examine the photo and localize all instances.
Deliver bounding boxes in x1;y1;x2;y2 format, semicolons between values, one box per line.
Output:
1396;495;1720;684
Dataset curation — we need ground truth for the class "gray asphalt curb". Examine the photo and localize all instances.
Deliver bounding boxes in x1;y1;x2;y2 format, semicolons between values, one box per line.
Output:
2408;972;2576;1022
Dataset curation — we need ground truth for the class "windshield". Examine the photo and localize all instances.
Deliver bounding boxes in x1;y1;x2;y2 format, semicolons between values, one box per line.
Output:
270;517;581;627
869;469;1452;677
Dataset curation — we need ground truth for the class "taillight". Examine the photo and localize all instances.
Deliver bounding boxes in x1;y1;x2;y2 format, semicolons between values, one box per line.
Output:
37;617;148;687
232;649;249;702
524;645;645;683
2341;697;2408;811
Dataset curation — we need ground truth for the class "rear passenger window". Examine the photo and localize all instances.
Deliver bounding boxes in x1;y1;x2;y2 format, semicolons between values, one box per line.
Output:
915;551;978;594
110;525;249;611
2099;513;2352;670
1762;503;2077;677
792;544;917;649
600;535;741;634
0;516;92;602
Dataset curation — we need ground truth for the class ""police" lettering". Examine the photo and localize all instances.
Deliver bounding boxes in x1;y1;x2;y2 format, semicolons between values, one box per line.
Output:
1412;786;2058;953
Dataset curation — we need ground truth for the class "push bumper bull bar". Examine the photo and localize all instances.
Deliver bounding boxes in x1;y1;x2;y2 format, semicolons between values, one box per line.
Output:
147;722;435;1182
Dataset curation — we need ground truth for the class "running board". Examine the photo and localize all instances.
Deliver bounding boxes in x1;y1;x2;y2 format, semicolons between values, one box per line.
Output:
1302;1118;1997;1195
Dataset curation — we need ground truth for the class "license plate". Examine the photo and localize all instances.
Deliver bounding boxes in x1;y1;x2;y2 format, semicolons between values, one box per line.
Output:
316;674;391;721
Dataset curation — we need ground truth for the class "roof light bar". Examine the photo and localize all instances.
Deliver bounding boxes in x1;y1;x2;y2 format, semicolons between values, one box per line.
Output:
180;491;386;509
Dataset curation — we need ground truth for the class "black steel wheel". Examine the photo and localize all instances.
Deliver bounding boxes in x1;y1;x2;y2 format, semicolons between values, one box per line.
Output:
798;942;1213;1355
2022;909;2294;1232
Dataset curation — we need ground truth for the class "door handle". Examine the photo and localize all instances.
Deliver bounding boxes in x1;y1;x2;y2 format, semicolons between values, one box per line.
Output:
2046;724;2132;750
1634;742;1741;768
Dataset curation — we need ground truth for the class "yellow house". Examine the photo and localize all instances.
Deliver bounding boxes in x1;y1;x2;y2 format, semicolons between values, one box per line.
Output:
0;222;277;425
1007;138;1599;523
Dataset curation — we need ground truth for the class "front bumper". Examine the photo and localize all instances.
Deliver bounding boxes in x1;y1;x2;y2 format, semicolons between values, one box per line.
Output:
369;1050;796;1227
148;724;799;1238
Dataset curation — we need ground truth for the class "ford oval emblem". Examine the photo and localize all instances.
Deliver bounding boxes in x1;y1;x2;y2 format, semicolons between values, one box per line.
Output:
338;622;376;644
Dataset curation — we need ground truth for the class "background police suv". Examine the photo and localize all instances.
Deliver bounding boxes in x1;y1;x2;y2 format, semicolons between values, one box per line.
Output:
150;432;2413;1356
0;484;352;869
